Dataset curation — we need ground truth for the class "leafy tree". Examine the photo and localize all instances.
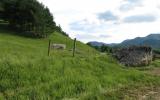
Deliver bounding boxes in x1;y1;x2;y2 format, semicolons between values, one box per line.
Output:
0;0;68;38
0;2;3;11
87;43;112;53
0;2;3;19
100;44;112;53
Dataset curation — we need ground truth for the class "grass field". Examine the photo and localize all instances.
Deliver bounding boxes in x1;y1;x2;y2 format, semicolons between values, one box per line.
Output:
0;27;160;99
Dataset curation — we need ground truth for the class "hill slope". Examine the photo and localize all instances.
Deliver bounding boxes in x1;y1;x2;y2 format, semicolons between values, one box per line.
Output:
87;41;117;47
87;41;108;46
88;34;160;49
118;34;160;49
0;28;160;99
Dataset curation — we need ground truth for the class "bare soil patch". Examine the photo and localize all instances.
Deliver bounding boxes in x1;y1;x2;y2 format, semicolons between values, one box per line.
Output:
148;68;160;76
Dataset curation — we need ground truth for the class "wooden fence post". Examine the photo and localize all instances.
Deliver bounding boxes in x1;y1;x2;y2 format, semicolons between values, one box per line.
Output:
48;39;51;56
73;38;76;57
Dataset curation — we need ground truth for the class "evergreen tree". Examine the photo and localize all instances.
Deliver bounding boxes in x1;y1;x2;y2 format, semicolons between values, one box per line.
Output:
0;0;68;38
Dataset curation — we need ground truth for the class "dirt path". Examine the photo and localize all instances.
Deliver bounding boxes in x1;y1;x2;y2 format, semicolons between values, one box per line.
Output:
140;68;160;100
148;68;160;76
124;86;160;100
141;88;160;100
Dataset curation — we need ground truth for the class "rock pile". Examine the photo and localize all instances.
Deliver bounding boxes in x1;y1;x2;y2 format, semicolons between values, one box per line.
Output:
114;46;153;66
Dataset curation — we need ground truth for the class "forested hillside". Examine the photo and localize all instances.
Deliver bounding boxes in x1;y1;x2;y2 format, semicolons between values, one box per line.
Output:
0;0;67;37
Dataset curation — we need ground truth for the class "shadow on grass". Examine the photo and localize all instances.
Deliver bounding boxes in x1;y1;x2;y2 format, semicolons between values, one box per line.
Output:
0;22;45;39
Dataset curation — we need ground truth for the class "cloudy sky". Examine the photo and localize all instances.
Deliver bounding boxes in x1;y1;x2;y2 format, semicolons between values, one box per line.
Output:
38;0;160;43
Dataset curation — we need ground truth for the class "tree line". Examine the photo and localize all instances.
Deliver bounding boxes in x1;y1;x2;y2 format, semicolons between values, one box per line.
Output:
87;43;113;53
0;0;68;38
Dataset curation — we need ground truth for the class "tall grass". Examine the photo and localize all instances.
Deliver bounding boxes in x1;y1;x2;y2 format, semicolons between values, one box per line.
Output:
0;30;160;99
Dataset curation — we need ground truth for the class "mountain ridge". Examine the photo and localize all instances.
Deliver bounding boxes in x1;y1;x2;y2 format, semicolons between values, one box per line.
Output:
88;34;160;49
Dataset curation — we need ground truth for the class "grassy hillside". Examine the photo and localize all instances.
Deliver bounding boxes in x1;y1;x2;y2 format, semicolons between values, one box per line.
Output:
0;28;160;99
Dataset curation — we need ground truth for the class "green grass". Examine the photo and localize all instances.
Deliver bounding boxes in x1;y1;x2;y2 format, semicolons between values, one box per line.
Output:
0;28;160;100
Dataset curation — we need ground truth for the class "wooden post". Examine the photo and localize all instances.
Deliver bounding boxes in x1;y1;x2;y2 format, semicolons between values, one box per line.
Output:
48;39;51;56
73;38;76;57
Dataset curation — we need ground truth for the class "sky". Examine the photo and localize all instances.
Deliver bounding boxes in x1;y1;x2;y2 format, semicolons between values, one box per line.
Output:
38;0;160;43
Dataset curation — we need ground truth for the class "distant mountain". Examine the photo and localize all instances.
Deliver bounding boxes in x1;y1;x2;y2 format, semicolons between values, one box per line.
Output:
87;41;107;46
119;34;160;49
88;34;160;49
87;41;117;47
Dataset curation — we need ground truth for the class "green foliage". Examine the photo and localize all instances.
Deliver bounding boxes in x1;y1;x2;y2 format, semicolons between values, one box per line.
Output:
0;0;68;38
0;2;4;19
153;49;160;54
100;44;112;53
151;60;160;68
87;43;112;53
0;29;160;99
0;2;3;11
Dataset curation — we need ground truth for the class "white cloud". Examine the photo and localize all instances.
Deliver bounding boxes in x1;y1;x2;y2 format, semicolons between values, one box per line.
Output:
123;14;157;23
97;11;119;21
38;0;160;43
119;0;143;12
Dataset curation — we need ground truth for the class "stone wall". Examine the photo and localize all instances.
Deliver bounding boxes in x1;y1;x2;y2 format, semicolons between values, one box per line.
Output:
114;46;153;66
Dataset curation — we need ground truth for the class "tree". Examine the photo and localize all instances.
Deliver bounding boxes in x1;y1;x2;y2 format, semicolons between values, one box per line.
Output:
0;0;67;38
100;44;112;53
0;2;4;19
0;2;3;11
